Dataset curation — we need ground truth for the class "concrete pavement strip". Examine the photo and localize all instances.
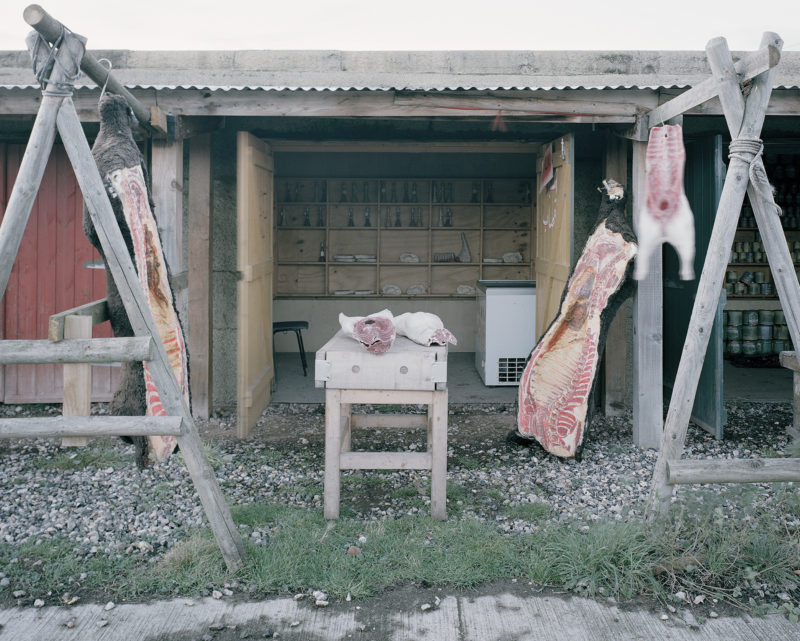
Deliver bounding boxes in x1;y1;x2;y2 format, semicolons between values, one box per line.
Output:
1;590;798;640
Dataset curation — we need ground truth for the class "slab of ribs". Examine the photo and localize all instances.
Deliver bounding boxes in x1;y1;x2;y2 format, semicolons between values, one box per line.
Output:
515;179;637;458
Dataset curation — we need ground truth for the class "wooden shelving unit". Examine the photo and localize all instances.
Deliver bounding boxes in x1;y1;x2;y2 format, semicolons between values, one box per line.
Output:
275;178;534;297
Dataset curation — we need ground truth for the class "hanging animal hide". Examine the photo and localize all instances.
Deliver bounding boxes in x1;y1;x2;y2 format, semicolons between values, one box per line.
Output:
84;93;189;467
634;124;695;281
515;179;637;458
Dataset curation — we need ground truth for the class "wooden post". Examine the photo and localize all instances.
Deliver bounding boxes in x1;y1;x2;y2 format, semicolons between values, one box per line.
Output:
61;315;92;447
648;34;781;519
603;133;629;416
55;99;244;571
631;140;662;448
188;134;213;419
667;458;800;484
324;389;342;519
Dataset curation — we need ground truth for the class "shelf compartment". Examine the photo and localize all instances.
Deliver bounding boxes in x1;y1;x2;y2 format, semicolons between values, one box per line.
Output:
431;179;482;205
277;264;325;295
379;205;429;229
277;204;327;228
484;179;533;205
328;264;378;294
379;265;429;295
483;229;531;262
431;265;480;295
484;204;532;229
431;205;480;229
482;264;532;281
328;204;379;228
431;229;480;262
277;179;327;204
380;230;429;263
329;229;378;257
277;229;325;262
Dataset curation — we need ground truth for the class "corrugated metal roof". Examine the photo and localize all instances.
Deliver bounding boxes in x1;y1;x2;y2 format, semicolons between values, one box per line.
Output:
1;49;799;91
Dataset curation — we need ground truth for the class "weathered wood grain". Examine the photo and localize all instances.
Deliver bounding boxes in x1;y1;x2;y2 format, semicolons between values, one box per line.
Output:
48;298;109;342
61;315;92;447
0;337;152;364
667;458;800;484
0;415;183;438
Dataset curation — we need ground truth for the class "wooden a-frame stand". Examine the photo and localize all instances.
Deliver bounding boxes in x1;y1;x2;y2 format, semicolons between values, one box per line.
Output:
644;32;800;519
0;17;244;569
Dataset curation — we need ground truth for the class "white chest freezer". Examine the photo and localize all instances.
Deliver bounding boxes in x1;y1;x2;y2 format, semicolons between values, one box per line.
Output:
475;280;536;385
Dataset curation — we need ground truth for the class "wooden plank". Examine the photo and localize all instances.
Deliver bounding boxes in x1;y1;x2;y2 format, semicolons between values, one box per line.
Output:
56;99;244;571
151;141;185;275
646;43;781;130
430;389;448;520
603;133;629;416
236;133;274;438
48;299;109;342
667;458;800;484
0;415;184;438
339;389;435;405
61;315;92;447
535;135;574;339
0;142;5;401
350;414;428;429
324;389;342;519
188;134;213;419
631;139;663;449
0;337;152;364
340;451;432;470
648;34;783;519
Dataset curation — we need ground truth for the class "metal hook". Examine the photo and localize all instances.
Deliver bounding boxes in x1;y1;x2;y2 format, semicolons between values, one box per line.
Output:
97;58;112;100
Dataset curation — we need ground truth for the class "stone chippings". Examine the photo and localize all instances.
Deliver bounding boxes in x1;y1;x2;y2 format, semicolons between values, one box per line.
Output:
0;402;797;559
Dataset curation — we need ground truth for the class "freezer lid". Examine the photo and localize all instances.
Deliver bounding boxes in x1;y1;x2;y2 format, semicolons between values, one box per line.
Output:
477;280;536;291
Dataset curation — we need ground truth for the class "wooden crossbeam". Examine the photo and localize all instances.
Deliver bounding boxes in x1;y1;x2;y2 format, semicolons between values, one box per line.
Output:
648;33;787;519
646;43;781;130
48;298;109;341
0;337;152;364
667;458;800;484
0;416;184;439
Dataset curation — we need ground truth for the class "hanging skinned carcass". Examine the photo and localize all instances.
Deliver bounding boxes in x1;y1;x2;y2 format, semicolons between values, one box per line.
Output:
514;179;637;458
83;93;189;468
633;124;696;281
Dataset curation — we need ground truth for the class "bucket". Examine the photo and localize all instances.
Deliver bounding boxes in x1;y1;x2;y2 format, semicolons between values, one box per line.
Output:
741;271;754;285
726;270;738;282
728;310;743;326
742;340;757;356
754;271;766;284
774;310;786;324
757;324;773;340
762;340;773;354
773;339;786;353
728;340;742;355
758;309;775;325
760;283;773;295
742;325;758;340
735;282;747;295
726;326;742;341
749;283;761;295
776;325;790;340
744;310;760;326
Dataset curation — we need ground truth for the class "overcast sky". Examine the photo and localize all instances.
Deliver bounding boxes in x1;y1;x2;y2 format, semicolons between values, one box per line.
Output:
1;0;798;51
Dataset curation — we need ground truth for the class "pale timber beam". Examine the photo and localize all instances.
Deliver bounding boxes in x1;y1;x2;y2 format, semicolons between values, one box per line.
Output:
632;139;663;448
188;133;213;419
0;416;184;439
23;4;167;134
0;337;152;364
603;133;630;416
667;458;800;484
48;298;109;341
61;315;92;447
648;33;783;519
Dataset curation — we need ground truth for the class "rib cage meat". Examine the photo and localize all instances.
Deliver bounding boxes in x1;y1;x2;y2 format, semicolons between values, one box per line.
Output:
518;181;637;457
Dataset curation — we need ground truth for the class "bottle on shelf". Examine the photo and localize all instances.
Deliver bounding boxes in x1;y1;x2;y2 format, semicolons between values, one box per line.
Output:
347;208;355;227
319;242;326;262
303;208;311;227
340;183;348;203
395;208;402;227
364;207;371;227
316;207;325;227
278;208;286;226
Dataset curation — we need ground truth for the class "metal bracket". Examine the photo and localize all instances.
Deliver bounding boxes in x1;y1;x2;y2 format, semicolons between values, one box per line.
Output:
315;359;331;382
431;361;448;383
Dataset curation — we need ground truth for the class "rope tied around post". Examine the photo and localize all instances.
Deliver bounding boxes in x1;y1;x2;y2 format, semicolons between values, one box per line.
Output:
27;25;84;97
728;137;782;216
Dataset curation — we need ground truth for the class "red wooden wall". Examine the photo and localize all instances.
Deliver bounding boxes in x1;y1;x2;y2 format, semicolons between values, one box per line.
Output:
0;142;117;403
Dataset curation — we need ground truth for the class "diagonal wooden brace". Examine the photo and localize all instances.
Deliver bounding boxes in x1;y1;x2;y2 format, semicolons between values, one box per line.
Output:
647;33;784;519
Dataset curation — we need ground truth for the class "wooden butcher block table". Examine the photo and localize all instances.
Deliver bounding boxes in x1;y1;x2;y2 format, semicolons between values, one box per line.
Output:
315;330;448;520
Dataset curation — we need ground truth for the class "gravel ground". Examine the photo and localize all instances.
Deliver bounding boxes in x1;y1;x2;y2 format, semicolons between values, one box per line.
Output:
0;400;797;559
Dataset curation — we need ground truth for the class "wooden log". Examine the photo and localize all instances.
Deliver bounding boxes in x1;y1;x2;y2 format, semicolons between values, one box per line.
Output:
648;34;782;519
0;416;184;439
23;4;165;134
188;133;213;419
646;43;781;130
350;414;428;429
667;458;800;484
631;140;663;449
0;337;152;364
55;99;244;571
61;315;92;447
48;298;109;342
340;451;432;470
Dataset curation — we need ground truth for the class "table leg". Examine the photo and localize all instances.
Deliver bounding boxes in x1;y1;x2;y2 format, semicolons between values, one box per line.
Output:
341;402;352;452
324;389;342;519
430;390;448;520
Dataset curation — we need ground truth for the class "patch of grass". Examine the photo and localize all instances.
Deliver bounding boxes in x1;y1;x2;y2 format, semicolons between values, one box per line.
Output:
510;501;552;522
456;456;481;470
35;442;130;471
